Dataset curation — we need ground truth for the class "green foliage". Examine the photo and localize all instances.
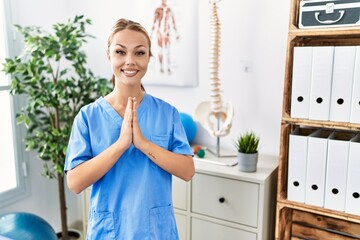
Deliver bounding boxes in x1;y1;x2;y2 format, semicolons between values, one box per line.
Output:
2;15;111;179
234;131;260;154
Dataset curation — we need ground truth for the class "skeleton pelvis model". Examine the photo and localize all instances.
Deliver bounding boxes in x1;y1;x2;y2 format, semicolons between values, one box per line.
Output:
194;0;233;138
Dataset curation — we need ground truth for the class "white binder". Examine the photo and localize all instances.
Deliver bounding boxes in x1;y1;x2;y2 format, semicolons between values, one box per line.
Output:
350;47;360;124
305;129;332;207
345;133;360;215
329;46;356;122
291;47;313;119
324;131;355;212
309;46;334;121
288;127;316;203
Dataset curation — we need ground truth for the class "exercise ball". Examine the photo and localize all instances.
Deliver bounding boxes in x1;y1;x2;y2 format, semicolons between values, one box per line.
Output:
180;112;197;143
0;212;57;240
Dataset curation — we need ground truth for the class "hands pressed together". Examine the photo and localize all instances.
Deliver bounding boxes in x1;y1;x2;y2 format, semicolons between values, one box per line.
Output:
118;97;147;150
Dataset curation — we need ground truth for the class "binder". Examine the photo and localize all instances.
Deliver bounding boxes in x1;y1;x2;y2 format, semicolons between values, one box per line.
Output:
324;131;355;212
309;46;334;121
350;47;360;124
345;133;360;215
329;46;356;122
287;127;316;203
291;47;313;119
305;129;332;207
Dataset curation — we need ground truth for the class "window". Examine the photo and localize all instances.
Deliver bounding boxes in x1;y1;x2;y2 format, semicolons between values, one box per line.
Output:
0;0;28;207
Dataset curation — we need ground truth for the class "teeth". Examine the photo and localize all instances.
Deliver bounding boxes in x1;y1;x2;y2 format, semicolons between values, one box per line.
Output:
123;70;137;74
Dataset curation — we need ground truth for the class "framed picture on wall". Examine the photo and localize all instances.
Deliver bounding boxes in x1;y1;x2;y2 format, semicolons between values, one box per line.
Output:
134;0;198;87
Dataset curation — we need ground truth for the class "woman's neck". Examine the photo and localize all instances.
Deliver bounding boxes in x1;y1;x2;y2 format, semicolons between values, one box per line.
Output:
105;86;145;111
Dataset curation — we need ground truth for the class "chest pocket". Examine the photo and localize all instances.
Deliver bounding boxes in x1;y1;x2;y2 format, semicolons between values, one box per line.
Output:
151;135;171;150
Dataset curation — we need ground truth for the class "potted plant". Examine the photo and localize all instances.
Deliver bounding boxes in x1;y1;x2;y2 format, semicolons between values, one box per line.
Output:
234;131;260;172
2;15;111;239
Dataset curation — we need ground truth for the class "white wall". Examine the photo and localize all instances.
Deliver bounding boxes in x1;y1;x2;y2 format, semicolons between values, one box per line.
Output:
1;0;290;232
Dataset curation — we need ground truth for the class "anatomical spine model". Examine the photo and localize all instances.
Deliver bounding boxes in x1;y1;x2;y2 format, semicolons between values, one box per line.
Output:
194;0;234;142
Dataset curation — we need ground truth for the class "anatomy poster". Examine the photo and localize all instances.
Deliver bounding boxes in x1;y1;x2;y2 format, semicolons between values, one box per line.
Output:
135;0;198;86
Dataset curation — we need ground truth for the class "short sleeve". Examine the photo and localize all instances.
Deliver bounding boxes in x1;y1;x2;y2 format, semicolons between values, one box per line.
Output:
170;108;194;156
64;113;92;173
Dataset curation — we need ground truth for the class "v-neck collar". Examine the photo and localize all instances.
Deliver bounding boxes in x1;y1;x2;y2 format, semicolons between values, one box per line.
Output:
97;93;149;126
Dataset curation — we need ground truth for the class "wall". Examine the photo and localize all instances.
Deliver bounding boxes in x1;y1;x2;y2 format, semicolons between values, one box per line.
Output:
1;0;290;232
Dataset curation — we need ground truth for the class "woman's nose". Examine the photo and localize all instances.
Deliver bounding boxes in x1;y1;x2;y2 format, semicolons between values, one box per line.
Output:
125;55;135;66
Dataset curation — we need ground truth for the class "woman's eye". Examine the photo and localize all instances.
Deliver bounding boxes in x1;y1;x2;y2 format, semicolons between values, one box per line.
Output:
115;50;125;55
136;51;145;56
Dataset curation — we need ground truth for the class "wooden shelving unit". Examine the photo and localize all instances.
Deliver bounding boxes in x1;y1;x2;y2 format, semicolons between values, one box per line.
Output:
276;1;360;239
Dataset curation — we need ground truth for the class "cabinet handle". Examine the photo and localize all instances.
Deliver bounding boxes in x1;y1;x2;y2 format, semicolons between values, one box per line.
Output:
219;197;225;203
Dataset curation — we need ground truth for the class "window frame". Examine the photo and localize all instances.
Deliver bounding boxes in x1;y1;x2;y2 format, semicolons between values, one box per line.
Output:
0;0;29;208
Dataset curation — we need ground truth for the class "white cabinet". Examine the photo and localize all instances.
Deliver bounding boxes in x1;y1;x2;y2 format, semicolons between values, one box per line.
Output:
173;154;278;240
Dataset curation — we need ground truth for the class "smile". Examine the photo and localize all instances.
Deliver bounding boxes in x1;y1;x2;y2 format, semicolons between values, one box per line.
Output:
122;69;138;77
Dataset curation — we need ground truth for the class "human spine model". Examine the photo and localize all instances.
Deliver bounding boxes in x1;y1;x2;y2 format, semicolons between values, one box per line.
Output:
194;0;234;138
209;0;222;114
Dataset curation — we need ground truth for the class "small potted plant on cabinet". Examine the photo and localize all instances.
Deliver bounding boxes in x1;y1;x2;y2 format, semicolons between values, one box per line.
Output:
234;131;260;172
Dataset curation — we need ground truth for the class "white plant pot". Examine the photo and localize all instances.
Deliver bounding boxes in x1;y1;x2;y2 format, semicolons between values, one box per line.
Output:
237;152;258;172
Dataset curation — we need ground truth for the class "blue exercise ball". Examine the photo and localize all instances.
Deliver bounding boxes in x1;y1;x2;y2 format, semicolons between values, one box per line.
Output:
180;112;197;143
0;212;57;240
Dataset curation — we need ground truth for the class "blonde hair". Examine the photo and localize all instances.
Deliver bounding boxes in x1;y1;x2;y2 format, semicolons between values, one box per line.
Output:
108;18;151;90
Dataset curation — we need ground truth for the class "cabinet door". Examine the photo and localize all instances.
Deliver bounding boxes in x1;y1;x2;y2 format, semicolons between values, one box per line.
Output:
191;218;257;240
175;213;187;240
192;173;259;227
173;176;188;210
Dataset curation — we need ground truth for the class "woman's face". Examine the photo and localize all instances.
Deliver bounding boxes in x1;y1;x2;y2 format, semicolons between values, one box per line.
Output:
108;29;150;88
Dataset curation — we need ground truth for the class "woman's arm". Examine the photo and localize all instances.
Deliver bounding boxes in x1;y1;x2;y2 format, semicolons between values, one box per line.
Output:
139;141;195;181
66;97;134;194
132;100;195;181
66;140;128;194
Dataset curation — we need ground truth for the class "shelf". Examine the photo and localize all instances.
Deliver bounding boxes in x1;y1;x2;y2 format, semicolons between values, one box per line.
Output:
277;1;360;239
289;24;360;38
281;115;360;131
277;204;360;239
277;199;360;224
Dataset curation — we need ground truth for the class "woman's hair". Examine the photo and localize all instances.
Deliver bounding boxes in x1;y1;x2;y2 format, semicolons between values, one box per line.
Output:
108;19;152;91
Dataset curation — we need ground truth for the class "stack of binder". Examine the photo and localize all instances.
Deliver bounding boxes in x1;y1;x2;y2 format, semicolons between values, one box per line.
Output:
290;46;360;124
287;127;360;215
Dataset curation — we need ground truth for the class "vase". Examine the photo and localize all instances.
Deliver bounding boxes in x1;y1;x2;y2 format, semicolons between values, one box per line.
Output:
237;152;258;172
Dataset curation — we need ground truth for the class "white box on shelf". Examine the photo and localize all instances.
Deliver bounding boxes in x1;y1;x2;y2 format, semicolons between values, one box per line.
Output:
291;47;313;119
345;133;360;215
305;129;332;207
350;47;360;124
325;131;355;211
287;127;316;203
329;46;356;122
309;46;334;121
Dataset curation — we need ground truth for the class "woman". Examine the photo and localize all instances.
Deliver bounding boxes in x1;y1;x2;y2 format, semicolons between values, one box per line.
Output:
65;18;195;239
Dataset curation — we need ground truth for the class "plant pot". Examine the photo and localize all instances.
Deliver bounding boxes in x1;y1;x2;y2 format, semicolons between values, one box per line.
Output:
237;152;258;172
56;229;82;240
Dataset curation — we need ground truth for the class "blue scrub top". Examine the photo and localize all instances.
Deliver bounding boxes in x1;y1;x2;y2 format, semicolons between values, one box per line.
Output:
65;93;193;240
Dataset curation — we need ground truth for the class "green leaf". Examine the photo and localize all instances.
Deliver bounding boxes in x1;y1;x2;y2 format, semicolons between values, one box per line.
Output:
234;131;260;154
24;118;31;129
16;114;26;124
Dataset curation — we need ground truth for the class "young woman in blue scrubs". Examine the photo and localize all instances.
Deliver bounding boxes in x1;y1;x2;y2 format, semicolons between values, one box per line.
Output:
65;19;195;239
